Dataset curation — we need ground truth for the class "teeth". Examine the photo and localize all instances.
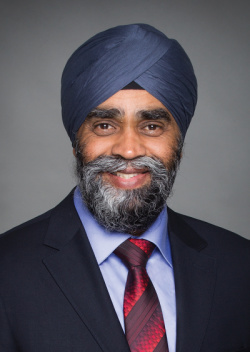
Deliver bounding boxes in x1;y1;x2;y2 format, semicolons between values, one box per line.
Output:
116;172;139;179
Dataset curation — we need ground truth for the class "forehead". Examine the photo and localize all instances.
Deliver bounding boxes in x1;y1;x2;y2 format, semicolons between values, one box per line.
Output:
96;90;168;112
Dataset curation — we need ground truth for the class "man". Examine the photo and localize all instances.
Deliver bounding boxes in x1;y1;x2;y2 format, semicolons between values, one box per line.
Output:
0;24;249;352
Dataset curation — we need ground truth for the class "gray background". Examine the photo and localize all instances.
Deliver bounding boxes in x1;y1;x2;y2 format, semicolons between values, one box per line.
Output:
0;0;249;238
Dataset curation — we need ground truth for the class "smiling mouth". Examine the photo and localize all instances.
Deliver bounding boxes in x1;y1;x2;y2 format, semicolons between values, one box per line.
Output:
102;168;150;189
113;171;147;179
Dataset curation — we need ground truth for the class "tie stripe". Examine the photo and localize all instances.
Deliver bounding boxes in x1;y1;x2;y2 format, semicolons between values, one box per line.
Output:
116;239;150;267
115;239;169;352
154;335;169;352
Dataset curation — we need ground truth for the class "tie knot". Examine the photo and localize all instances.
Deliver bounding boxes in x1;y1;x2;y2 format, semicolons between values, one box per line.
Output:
114;238;155;268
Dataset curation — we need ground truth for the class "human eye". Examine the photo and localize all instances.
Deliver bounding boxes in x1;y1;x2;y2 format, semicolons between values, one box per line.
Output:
93;122;116;136
140;122;165;136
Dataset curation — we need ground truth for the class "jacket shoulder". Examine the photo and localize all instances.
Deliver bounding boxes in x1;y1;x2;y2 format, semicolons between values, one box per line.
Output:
1;209;52;237
0;208;52;260
0;190;75;253
168;207;249;243
167;207;250;264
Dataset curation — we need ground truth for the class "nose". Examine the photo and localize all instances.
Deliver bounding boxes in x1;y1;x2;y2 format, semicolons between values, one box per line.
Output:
111;128;146;159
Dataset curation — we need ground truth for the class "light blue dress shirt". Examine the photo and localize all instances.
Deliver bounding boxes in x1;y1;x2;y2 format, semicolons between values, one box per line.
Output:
74;187;176;352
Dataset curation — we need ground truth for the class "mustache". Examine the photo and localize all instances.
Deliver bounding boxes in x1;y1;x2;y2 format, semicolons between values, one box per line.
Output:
81;155;169;176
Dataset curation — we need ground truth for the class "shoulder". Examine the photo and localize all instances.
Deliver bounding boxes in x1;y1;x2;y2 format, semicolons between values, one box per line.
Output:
0;208;54;287
0;210;52;248
168;207;249;244
0;190;81;299
167;207;250;264
0;190;76;256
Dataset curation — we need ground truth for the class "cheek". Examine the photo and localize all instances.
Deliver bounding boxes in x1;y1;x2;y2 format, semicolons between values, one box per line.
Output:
145;138;177;162
79;136;114;162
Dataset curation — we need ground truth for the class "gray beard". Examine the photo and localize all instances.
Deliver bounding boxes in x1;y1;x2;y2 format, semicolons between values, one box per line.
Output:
75;144;182;234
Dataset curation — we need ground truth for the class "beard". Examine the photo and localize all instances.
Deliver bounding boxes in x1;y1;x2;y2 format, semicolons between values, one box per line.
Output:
75;140;183;235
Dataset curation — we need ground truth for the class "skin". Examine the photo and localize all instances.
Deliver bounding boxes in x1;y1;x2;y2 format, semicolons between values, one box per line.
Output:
74;90;181;190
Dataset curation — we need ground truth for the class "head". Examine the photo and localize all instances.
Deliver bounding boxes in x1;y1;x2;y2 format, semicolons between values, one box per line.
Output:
61;24;197;234
74;90;183;234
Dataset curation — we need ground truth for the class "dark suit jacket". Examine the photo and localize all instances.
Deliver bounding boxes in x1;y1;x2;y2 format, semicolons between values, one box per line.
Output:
0;191;250;352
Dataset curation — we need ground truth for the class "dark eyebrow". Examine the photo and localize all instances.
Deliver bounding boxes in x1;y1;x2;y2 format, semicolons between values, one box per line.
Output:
137;109;172;122
86;108;122;120
85;107;172;123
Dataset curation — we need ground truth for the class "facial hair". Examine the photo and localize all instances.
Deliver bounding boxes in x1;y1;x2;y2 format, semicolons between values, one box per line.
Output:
75;140;182;235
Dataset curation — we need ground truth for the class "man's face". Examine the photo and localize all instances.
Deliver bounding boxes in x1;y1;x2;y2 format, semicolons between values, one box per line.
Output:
75;90;181;182
74;90;182;234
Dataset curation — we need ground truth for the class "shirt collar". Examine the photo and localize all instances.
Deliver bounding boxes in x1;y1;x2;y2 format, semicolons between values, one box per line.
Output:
74;187;172;267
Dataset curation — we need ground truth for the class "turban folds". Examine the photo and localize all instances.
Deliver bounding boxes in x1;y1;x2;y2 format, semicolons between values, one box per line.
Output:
61;24;197;143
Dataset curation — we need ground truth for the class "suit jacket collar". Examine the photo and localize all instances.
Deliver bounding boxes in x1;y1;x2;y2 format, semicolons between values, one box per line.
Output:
168;208;217;352
43;190;130;352
43;189;79;250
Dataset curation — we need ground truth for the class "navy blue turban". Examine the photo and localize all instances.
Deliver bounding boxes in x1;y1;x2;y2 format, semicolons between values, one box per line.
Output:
61;24;197;143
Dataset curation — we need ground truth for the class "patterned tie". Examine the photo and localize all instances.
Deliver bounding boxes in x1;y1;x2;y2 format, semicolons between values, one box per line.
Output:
114;238;169;352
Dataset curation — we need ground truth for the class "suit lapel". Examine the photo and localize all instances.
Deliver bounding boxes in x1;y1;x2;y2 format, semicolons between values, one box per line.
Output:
43;192;130;352
168;209;217;352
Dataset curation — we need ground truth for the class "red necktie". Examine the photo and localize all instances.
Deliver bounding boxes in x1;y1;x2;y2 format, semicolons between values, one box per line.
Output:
115;238;169;352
